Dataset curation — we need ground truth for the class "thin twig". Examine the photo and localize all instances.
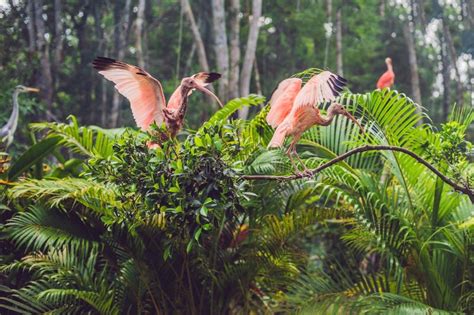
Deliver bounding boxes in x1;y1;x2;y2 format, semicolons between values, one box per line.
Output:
241;145;474;200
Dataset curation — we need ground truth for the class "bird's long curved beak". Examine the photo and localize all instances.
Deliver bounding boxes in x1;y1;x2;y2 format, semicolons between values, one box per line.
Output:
342;109;365;134
194;85;224;108
25;87;40;93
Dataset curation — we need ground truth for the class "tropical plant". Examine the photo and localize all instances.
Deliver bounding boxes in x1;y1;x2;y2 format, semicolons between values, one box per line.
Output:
1;71;472;314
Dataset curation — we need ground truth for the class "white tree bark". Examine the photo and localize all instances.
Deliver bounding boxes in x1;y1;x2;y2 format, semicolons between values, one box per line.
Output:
239;0;262;119
442;18;463;107
335;8;343;76
135;0;146;69
26;0;36;53
403;22;423;120
110;0;131;128
33;0;54;112
228;0;241;100
211;0;230;101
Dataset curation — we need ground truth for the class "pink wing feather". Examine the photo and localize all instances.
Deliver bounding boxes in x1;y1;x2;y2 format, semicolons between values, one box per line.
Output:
293;71;347;110
266;78;302;128
93;57;166;130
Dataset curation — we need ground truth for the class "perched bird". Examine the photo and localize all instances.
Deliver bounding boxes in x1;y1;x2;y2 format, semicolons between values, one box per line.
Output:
267;71;364;173
92;57;223;146
376;57;395;89
0;85;39;149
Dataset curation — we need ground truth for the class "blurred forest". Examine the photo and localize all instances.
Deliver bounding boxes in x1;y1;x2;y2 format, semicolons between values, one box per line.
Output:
0;0;473;151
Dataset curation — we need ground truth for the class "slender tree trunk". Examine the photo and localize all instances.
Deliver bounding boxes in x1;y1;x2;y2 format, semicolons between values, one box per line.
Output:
463;0;474;28
335;8;343;75
52;0;63;97
253;58;262;96
416;0;426;31
53;0;63;64
135;0;146;69
379;0;385;17
324;0;332;68
181;0;210;72
211;0;230;101
403;22;423;118
442;18;463;107
326;0;332;21
26;0;35;53
228;0;241;100
33;0;54;113
239;0;262;119
441;33;451;118
110;0;132;127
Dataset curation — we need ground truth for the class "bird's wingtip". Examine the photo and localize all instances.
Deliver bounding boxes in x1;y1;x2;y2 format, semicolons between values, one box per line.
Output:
92;56;127;71
205;72;221;83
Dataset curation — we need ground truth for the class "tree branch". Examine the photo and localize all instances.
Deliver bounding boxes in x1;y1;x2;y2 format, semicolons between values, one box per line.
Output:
241;145;474;200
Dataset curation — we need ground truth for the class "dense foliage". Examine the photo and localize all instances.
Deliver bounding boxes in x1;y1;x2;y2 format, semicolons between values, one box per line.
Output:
0;0;472;154
1;72;473;313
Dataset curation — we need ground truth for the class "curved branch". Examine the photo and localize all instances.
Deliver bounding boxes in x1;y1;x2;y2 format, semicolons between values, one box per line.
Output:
241;145;474;200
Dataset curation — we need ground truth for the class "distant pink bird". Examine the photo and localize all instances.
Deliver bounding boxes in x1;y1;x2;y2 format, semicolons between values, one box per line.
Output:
376;57;395;89
93;57;223;147
267;71;364;173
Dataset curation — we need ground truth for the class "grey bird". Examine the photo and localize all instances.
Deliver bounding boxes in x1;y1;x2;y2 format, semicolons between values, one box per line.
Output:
0;85;39;149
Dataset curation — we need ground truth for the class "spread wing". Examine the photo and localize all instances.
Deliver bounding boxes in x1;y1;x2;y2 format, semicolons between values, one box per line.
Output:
167;72;222;111
293;71;347;110
92;56;166;130
266;78;302;128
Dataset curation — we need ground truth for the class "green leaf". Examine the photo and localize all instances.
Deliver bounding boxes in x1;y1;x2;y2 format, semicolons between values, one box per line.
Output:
8;136;62;180
195;137;203;147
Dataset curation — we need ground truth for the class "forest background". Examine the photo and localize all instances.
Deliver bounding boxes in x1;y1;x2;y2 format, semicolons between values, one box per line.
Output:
0;0;472;148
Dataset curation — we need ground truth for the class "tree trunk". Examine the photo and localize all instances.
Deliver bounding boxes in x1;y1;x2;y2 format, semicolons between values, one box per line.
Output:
110;0;132;128
239;0;262;119
442;18;463;107
323;0;332;68
253;58;262;95
135;0;146;69
53;0;63;64
335;8;343;75
415;0;426;31
379;0;385;17
181;0;210;72
403;22;423;118
52;0;63;95
26;0;35;53
211;0;230;101
441;32;451;118
228;0;240;100
33;0;54;113
462;0;474;28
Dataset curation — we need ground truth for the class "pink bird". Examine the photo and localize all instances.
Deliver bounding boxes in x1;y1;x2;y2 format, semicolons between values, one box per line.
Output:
376;57;395;89
92;57;223;147
267;71;364;173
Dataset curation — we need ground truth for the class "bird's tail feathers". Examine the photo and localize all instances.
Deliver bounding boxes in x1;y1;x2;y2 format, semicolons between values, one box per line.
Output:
268;125;287;148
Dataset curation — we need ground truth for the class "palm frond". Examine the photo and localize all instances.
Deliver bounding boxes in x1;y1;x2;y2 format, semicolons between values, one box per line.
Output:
30;115;115;158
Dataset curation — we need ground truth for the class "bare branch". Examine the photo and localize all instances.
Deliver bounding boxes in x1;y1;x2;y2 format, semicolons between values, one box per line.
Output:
241;145;474;200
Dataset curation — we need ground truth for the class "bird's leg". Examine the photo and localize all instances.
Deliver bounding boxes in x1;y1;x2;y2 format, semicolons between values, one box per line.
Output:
285;142;299;173
286;137;311;176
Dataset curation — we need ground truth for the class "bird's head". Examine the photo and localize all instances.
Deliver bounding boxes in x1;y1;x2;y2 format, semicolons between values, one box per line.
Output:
15;85;40;93
385;57;392;65
180;77;195;89
180;76;224;108
329;103;365;133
